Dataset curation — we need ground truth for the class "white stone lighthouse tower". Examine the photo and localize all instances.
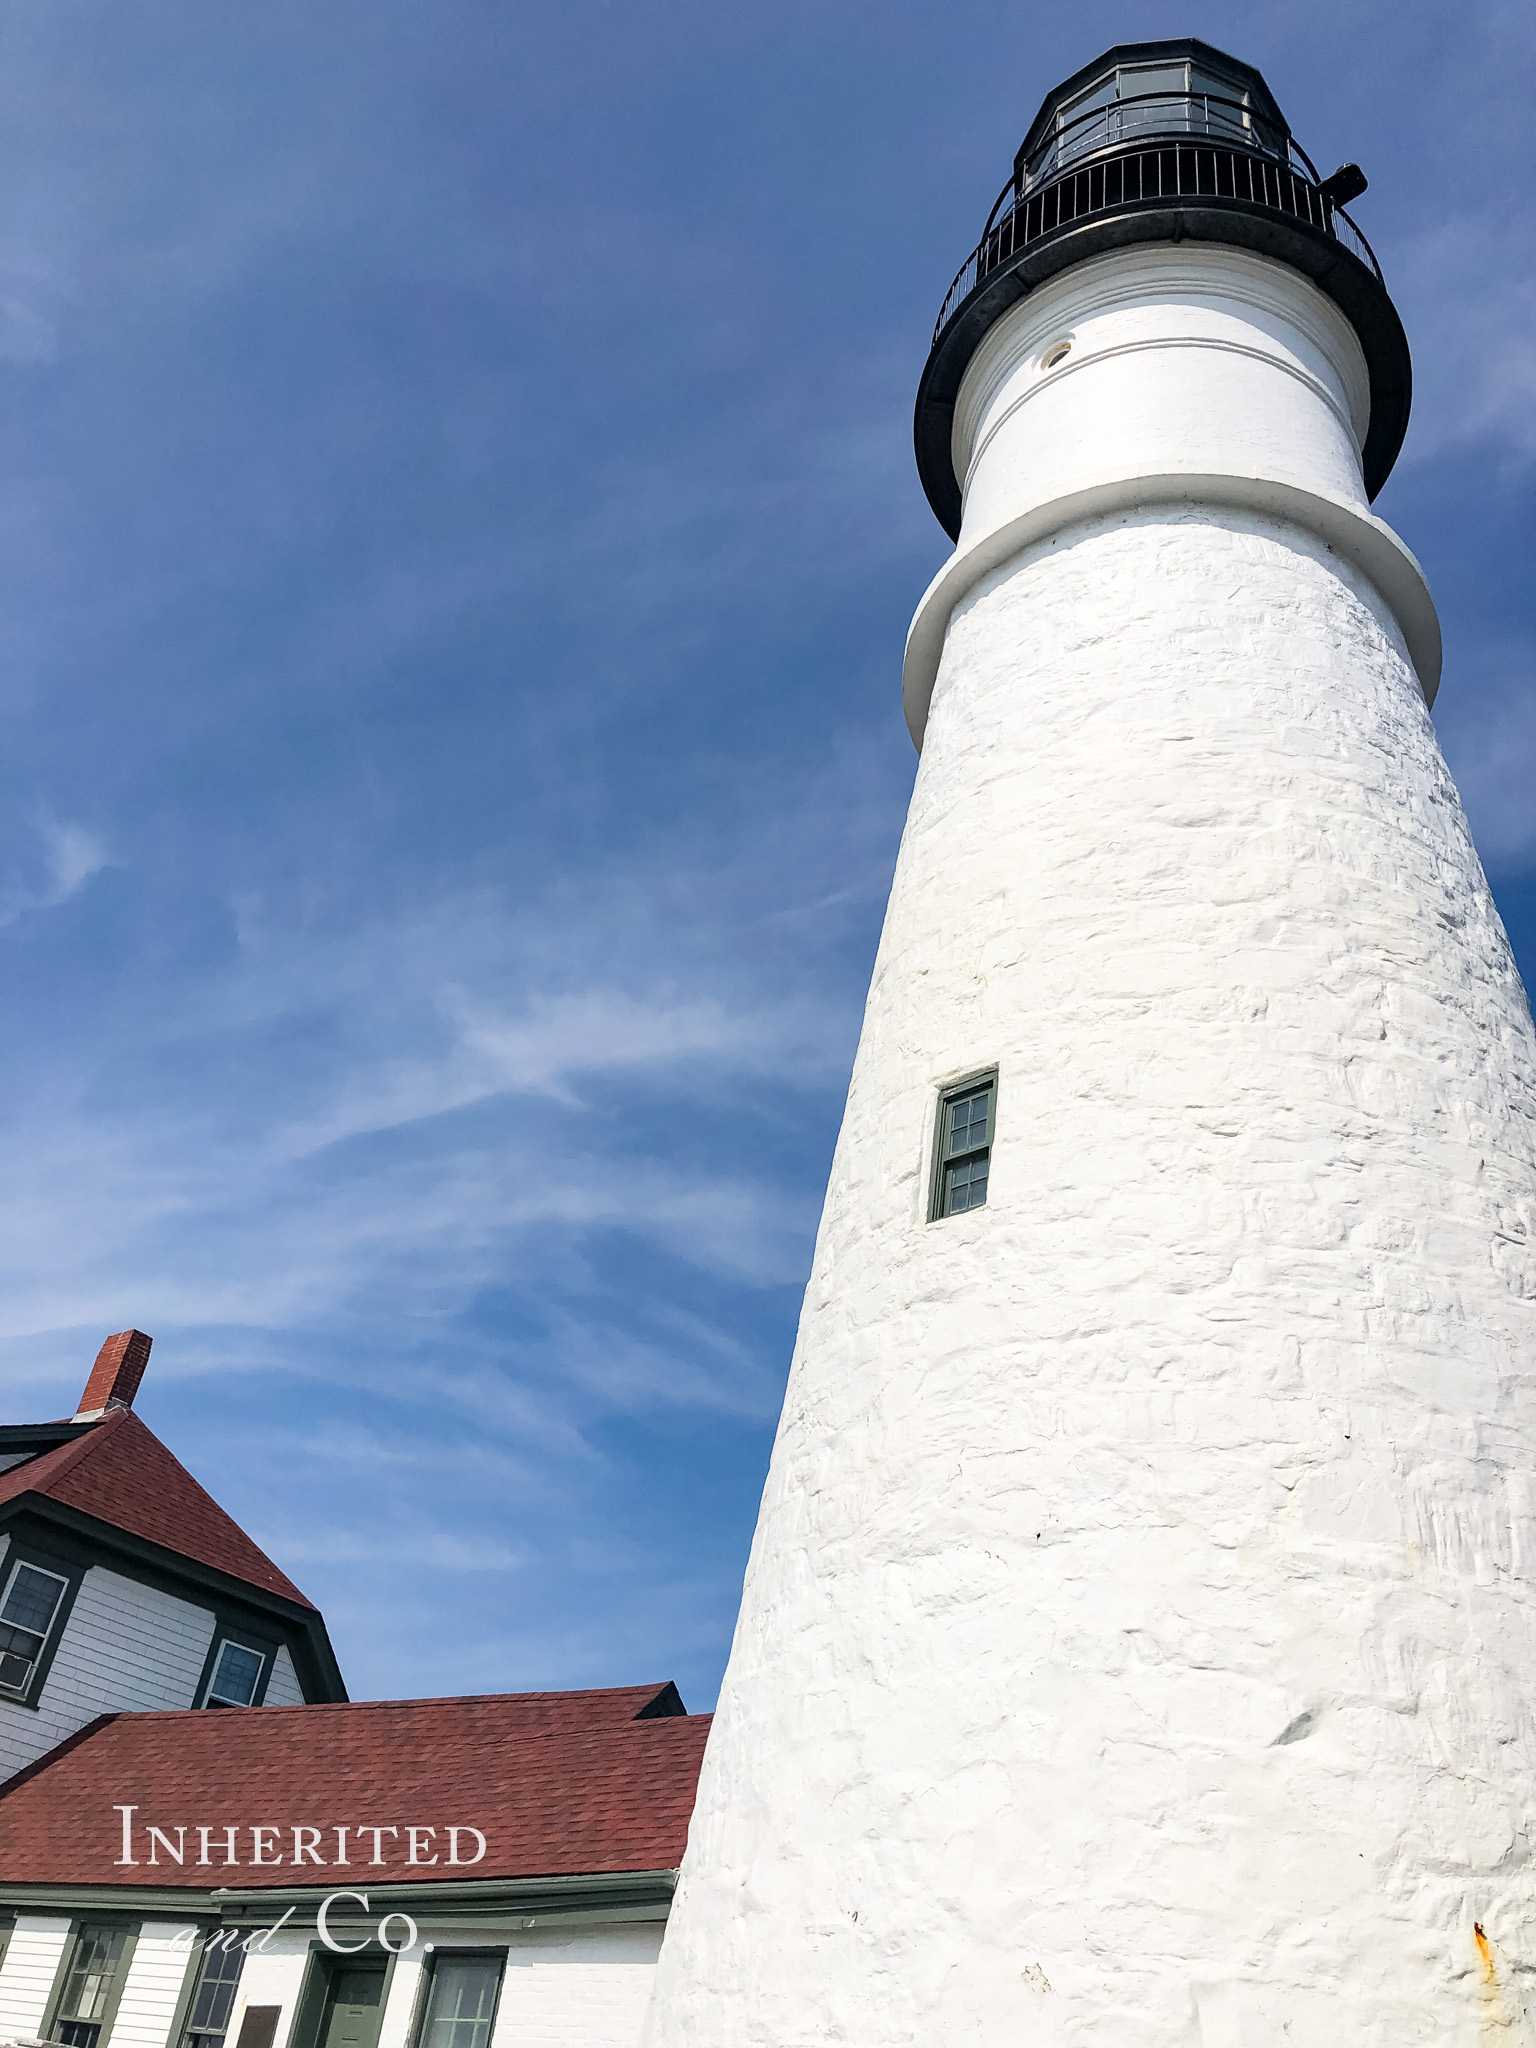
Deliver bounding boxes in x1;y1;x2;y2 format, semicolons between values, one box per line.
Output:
644;39;1536;2045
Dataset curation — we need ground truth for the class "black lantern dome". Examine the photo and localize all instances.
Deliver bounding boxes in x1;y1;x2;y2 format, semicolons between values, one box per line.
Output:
914;38;1409;539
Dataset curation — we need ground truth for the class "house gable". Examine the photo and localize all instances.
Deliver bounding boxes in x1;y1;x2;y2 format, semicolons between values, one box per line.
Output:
0;1335;344;1785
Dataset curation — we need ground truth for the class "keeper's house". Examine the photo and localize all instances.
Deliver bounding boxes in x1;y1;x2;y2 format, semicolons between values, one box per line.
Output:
0;1336;709;2048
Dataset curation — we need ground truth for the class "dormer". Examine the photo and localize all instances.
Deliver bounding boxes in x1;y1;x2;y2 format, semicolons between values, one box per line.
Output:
0;1332;345;1782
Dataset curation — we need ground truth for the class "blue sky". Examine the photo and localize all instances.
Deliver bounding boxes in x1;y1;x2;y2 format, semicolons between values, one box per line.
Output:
0;0;1531;1711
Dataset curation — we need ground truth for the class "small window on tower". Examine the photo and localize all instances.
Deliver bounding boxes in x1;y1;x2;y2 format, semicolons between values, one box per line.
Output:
930;1071;997;1220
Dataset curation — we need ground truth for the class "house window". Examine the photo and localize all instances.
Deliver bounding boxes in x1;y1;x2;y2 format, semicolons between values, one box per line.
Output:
416;1956;505;2048
930;1072;997;1219
182;1936;246;2048
0;1560;69;1700
203;1640;265;1708
54;1926;130;2048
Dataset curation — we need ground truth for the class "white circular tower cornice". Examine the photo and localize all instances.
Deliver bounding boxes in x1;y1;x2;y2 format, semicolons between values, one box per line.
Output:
903;245;1440;749
903;468;1441;748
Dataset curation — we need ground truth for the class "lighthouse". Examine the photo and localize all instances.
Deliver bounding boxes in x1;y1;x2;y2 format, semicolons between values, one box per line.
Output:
644;39;1536;2045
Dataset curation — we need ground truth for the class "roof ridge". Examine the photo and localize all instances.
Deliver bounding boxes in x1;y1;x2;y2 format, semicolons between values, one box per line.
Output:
96;1681;685;1721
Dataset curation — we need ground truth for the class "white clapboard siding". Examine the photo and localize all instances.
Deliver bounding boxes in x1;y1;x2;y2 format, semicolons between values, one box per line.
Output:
222;1930;311;2048
262;1645;304;1708
109;1924;199;2048
491;1925;662;2048
376;1955;423;2048
0;1916;664;2048
0;1914;72;2039
0;1567;216;1782
367;1922;664;2048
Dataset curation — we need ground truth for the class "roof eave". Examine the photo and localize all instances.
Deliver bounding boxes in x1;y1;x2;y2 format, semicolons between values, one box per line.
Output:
0;1420;102;1454
0;1868;681;1925
0;1493;346;1703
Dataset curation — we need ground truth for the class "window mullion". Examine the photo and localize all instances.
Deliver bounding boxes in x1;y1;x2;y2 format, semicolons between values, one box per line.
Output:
930;1070;998;1220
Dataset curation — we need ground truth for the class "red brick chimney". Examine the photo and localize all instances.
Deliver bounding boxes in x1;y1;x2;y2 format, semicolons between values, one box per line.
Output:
75;1330;153;1419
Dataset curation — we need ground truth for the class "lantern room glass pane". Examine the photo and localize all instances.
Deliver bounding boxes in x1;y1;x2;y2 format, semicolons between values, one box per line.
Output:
1047;57;1269;174
1190;65;1256;145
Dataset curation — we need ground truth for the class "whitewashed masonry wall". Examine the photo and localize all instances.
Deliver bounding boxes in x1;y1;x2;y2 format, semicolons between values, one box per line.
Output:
641;244;1536;2044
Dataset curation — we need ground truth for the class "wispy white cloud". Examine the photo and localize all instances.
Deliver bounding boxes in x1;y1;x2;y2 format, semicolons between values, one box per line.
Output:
265;983;844;1160
0;774;865;1373
1;0;1529;1720
545;1306;785;1421
0;290;56;365
265;1528;524;1573
0;816;109;927
0;1100;818;1339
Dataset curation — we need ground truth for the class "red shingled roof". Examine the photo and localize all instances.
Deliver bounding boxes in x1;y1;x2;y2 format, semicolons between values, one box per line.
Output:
0;1408;314;1608
0;1687;710;1887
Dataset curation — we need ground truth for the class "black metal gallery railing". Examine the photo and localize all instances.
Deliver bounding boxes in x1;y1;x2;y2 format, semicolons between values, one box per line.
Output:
934;95;1381;345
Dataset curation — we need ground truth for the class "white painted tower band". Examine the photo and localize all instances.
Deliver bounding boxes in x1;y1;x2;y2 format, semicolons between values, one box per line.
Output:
903;242;1441;744
643;43;1536;2047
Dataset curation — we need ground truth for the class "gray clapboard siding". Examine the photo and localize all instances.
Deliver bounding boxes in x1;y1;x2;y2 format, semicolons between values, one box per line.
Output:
0;1565;216;1780
262;1645;304;1708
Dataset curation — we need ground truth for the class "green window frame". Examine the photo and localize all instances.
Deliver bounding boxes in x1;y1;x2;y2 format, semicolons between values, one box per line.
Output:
929;1070;997;1220
412;1951;506;2048
50;1924;136;2048
0;1551;75;1704
289;1946;394;2048
180;1932;247;2048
